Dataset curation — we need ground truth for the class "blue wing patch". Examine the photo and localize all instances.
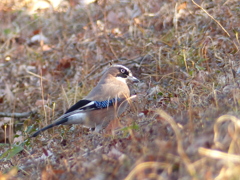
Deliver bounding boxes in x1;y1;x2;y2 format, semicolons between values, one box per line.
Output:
92;98;118;109
65;98;120;114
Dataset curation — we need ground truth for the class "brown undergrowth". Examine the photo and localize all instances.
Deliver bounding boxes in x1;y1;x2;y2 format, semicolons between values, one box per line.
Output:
0;0;240;179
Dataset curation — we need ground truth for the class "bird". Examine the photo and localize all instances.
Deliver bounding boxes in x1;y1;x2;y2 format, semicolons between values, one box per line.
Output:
31;64;139;137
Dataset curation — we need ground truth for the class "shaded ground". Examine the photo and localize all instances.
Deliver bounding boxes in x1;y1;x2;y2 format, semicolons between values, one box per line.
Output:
0;0;240;179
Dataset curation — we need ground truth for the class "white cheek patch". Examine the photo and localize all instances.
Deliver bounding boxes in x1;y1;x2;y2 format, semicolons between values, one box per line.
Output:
116;76;127;83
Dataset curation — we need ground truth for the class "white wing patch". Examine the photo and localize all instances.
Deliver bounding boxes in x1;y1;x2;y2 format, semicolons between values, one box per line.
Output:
64;113;87;125
80;101;95;109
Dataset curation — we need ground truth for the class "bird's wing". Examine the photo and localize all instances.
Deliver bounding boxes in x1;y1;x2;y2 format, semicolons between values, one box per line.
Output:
65;98;120;114
65;100;95;114
31;98;122;137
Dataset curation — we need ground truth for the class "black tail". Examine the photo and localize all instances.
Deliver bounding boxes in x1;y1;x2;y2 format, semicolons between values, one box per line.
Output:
31;123;56;137
31;117;68;137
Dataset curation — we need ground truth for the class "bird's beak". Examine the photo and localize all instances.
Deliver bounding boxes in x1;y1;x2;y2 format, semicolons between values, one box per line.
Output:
127;75;140;83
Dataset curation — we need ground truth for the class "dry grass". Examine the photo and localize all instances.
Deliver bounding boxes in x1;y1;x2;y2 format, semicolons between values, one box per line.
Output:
0;0;240;179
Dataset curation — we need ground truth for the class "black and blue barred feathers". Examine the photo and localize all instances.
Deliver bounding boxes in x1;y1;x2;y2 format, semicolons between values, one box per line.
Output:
81;98;120;110
94;98;119;109
65;98;121;114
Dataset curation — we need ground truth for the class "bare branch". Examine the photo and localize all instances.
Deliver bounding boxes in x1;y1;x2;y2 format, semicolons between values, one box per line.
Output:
0;110;37;118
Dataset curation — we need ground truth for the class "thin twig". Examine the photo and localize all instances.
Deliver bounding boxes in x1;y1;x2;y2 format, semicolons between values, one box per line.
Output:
0;110;37;118
83;56;145;81
156;109;196;177
83;59;119;80
191;0;230;37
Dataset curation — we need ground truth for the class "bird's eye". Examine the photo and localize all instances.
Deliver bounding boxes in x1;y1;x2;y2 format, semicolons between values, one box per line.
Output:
120;68;126;74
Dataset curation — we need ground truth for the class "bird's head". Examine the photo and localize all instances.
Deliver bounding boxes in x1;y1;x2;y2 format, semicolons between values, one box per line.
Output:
106;65;140;84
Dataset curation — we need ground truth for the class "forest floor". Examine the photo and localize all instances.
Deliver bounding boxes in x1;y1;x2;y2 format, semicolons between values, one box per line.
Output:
0;0;240;179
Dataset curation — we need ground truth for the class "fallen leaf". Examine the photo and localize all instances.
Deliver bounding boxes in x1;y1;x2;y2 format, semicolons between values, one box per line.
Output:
35;99;48;107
